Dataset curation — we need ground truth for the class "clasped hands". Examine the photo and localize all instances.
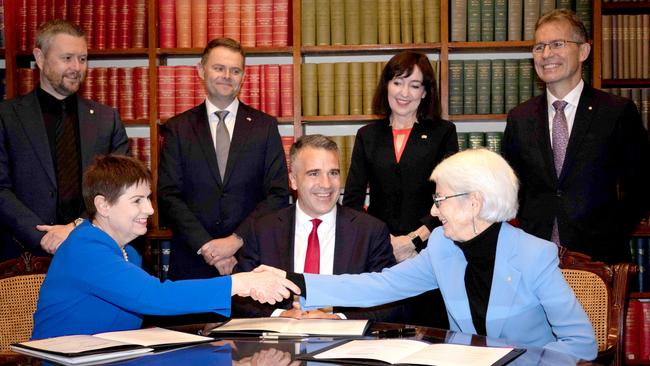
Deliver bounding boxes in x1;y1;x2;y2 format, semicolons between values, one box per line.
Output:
200;234;244;275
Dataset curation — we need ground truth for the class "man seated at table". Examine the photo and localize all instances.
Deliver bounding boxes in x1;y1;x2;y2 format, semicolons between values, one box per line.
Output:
234;134;404;321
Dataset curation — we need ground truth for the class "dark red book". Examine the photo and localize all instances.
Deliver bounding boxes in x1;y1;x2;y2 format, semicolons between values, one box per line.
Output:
175;0;192;48
107;67;120;110
118;67;135;120
106;0;119;49
207;0;224;41
37;0;48;36
16;0;28;52
134;67;149;120
157;66;176;119
626;299;642;362
26;0;37;50
281;135;294;172
240;0;256;47
247;65;261;110
194;72;205;106
175;66;196;114
80;67;95;100
158;0;176;48
272;0;290;46
279;64;293;117
131;0;147;48
54;0;67;20
223;0;241;42
94;67;109;105
137;137;151;168
81;0;94;48
46;0;56;21
94;0;107;50
255;0;273;47
191;0;208;48
640;300;650;360
117;0;132;48
128;137;139;160
17;68;37;96
69;0;82;26
263;64;280;117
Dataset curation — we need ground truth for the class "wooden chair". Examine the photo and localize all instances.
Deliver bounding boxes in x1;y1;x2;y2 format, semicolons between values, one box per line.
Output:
559;250;637;366
0;253;50;352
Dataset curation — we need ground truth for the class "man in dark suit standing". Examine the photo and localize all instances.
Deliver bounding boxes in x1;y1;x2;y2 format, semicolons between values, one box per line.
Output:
158;38;289;280
235;135;402;321
503;9;649;264
0;19;129;261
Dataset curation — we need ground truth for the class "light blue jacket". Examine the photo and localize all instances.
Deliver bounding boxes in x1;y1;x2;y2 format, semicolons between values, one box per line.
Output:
302;223;597;360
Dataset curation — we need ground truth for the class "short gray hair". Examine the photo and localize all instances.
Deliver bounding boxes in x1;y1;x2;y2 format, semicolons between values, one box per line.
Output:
289;134;339;172
430;149;519;222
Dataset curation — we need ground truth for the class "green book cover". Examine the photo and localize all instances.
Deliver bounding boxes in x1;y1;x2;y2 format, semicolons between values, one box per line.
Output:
424;0;440;43
555;0;573;10
481;0;494;41
522;0;539;41
457;132;469;151
412;0;425;44
507;0;522;41
491;59;505;114
318;63;335;115
448;60;464;115
518;59;533;103
301;0;316;46
301;63;318;116
362;62;377;115
464;60;478;115
349;62;363;115
389;0;401;43
485;131;503;155
494;0;507;41
467;0;481;42
378;0;391;44
345;0;361;45
534;73;545;96
575;0;592;37
330;0;346;45
540;0;555;17
450;0;467;41
360;0;378;44
316;0;331;45
334;63;349;115
468;132;485;149
476;60;492;114
504;59;519;112
400;0;413;44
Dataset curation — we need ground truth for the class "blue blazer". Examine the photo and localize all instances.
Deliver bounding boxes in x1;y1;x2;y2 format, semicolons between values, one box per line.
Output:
302;223;597;360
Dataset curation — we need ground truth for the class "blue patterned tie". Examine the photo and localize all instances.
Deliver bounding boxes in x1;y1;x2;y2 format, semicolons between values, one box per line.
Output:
551;100;568;246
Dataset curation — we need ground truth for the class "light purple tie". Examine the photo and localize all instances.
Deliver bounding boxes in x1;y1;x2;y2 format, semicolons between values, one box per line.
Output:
551;100;568;246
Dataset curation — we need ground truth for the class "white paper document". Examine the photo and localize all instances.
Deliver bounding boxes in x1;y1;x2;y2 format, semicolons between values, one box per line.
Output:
211;317;369;336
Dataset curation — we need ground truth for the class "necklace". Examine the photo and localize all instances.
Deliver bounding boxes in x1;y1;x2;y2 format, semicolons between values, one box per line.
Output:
121;247;129;262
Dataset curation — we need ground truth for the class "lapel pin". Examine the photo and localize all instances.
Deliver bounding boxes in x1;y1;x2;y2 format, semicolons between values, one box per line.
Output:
588;106;592;111
506;276;512;283
421;134;428;139
89;109;95;114
246;117;252;122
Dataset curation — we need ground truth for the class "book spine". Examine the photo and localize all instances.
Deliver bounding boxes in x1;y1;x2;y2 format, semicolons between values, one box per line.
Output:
94;0;107;50
134;67;149;120
349;62;363;115
17;68;36;96
107;67;119;110
450;0;467;41
411;0;425;44
207;0;224;41
476;60;492;114
639;238;647;292
81;0;94;48
643;15;649;79
118;67;135;120
301;0;316;46
280;64;294;117
625;298;641;362
467;0;481;42
272;0;290;46
485;131;503;154
107;0;119;49
480;0;494;42
316;0;331;45
223;0;241;42
159;0;176;48
399;0;413;44
504;59;519;112
602;15;612;80
424;0;440;43
117;0;132;48
362;62;377;115
377;0;390;44
131;0;147;48
518;59;533;104
175;0;191;47
69;0;82;26
16;0;28;52
247;65;261;110
507;0;522;41
254;0;273;46
157;66;176;120
522;0;539;41
360;0;378;44
555;0;573;10
54;0;67;20
457;132;469;151
301;63;318;116
264;64;280;117
192;0;208;48
389;0;401;43
540;0;554;16
81;68;95;101
630;15;638;78
94;67;109;106
641;88;649;131
240;0;256;47
334;62;349;115
463;61;477;115
345;0;361;45
175;66;196;114
491;59;505;114
574;0;591;37
468;132;485;149
281;136;295;173
330;0;346;45
448;60;464;115
317;63;335;116
640;299;650;360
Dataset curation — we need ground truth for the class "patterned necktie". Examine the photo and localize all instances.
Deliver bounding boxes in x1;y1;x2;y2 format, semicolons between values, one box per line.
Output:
304;219;322;274
55;101;81;223
551;100;568;246
214;110;230;180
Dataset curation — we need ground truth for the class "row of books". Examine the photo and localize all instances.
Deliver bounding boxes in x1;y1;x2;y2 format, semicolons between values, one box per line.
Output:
15;0;147;51
450;0;592;42
81;67;150;121
158;64;293;120
625;298;650;362
128;137;151;169
301;61;439;117
458;132;503;155
159;0;290;49
631;237;650;293
449;59;542;116
601;14;650;80
0;0;4;48
603;88;650;131
301;0;441;46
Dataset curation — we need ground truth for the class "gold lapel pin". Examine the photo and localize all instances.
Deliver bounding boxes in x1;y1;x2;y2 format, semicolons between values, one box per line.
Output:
89;109;95;114
588;106;592;110
246;117;252;122
421;134;428;139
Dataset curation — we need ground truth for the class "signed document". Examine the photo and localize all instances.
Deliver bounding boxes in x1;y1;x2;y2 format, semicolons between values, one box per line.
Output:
210;317;369;337
307;339;525;366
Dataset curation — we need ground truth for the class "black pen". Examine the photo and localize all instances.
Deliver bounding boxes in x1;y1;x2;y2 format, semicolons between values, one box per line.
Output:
371;328;417;338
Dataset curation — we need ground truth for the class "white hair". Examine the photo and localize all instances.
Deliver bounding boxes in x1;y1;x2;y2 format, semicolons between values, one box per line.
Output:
430;149;519;222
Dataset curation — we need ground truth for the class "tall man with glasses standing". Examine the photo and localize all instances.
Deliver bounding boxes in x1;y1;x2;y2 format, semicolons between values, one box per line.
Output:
503;9;649;264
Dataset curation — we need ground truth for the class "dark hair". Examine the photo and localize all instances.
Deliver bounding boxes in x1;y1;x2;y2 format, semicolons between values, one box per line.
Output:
83;155;151;220
289;134;339;171
535;9;589;43
36;19;86;55
372;51;441;121
200;37;246;66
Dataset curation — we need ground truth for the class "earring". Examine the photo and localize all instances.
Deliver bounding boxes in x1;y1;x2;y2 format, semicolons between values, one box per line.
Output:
472;215;477;235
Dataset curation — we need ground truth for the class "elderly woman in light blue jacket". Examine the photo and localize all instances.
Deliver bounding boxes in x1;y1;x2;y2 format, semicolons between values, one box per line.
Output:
259;148;597;361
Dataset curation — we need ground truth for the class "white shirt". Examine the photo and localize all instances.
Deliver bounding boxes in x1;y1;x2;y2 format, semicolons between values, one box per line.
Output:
206;98;239;149
547;80;584;144
293;201;337;275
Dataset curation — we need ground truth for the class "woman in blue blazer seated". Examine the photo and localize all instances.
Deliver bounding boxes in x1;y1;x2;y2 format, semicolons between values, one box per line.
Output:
259;149;597;360
32;155;298;340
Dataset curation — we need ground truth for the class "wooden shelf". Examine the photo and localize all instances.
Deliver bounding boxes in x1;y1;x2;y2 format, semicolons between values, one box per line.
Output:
448;114;507;122
302;43;442;55
15;48;150;58
633;224;650;237
602;2;650;14
630;292;650;299
157;46;293;57
123;118;150;126
146;228;172;240
301;114;384;124
448;40;534;52
601;79;650;88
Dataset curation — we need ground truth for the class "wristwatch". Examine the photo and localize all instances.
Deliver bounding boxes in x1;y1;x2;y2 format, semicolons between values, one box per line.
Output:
407;232;425;252
73;218;84;227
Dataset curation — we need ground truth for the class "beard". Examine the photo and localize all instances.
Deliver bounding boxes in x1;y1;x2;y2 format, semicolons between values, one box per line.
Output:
42;65;84;97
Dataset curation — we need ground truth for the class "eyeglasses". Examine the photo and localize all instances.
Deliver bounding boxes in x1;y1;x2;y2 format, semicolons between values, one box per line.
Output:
532;40;583;54
432;192;469;208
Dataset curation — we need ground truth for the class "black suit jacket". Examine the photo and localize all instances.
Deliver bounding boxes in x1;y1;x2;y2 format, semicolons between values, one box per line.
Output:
158;101;290;279
0;89;129;260
503;85;649;263
234;204;404;321
343;118;458;235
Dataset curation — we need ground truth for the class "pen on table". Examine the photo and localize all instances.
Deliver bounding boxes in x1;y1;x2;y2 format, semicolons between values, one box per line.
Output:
259;332;310;340
371;328;417;338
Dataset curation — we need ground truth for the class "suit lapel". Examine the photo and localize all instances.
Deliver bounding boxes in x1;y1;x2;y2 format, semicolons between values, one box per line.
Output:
225;103;254;185
277;207;296;271
485;224;521;339
399;120;429;166
77;97;98;171
333;206;356;273
190;104;222;185
435;245;476;333
533;94;558;183
559;86;594;183
376;120;398;165
16;91;56;185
